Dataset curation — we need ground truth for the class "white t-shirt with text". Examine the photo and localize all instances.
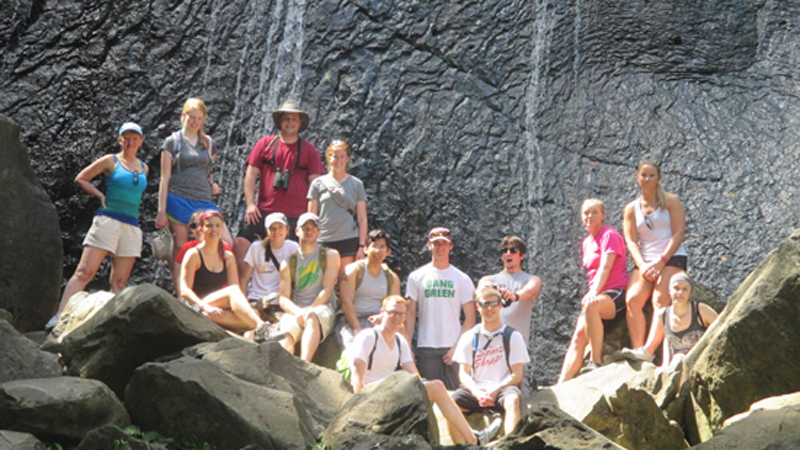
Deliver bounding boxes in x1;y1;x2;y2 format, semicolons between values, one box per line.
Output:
453;324;530;390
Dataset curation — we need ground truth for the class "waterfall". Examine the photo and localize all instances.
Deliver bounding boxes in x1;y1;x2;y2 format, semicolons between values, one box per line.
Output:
263;0;307;132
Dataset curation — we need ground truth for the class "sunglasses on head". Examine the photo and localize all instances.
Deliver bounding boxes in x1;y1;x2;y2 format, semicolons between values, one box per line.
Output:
429;230;451;239
478;300;501;308
500;247;520;255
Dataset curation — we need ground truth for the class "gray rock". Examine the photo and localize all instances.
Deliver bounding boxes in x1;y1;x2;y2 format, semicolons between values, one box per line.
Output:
322;371;438;449
492;401;624;449
125;356;316;450
76;425;168;450
60;284;229;397
686;230;800;440
0;309;11;324
0;116;61;332
0;377;130;443
692;402;800;450
182;339;352;433
337;433;433;450
42;290;115;353
0;430;45;450
0;321;62;384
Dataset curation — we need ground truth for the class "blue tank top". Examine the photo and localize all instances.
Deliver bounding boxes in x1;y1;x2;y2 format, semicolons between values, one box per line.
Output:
96;155;146;226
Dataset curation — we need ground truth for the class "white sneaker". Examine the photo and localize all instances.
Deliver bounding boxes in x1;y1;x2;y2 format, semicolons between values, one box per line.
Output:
620;347;655;362
475;416;503;445
45;315;59;331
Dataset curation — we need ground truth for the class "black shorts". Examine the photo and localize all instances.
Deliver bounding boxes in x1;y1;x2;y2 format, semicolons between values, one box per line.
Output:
237;211;298;242
601;288;626;323
636;255;688;271
451;385;522;414
320;237;360;257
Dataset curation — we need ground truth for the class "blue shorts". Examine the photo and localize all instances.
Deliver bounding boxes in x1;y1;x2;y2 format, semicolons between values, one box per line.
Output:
166;193;220;225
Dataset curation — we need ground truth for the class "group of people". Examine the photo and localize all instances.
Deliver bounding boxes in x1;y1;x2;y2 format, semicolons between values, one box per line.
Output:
53;97;717;443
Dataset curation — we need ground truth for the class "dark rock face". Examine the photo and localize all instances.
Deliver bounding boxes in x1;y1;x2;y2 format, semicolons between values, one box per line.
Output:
0;116;62;331
0;320;62;384
2;0;800;383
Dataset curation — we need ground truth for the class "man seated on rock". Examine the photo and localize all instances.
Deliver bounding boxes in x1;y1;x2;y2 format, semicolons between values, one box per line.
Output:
277;212;340;362
477;235;542;393
350;295;501;446
451;287;529;438
338;229;401;347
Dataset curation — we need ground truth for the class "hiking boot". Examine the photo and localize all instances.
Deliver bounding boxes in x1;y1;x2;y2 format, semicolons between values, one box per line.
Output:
475;416;503;445
253;322;285;343
619;347;655;362
580;361;600;375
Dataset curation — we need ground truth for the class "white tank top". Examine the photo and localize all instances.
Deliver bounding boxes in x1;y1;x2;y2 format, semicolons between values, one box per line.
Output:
634;199;687;263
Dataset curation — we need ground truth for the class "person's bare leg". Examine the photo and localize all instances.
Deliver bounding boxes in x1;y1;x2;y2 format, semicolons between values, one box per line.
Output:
584;295;617;364
233;237;252;282
170;221;189;294
424;380;476;445
58;246;109;314
109;256;136;293
653;266;682;309
503;393;521;435
281;333;296;355
625;270;654;349
301;313;322;362
558;316;588;383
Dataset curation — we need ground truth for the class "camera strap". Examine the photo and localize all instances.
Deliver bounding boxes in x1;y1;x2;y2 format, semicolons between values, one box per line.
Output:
268;137;304;174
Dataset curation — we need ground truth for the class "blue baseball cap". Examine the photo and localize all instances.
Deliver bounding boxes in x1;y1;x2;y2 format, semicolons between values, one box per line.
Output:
118;122;143;136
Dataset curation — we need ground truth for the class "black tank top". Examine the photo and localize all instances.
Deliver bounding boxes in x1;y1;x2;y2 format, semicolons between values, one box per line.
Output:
193;251;227;298
663;302;706;356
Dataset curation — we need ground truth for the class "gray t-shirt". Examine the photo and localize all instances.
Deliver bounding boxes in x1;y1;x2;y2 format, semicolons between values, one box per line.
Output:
162;132;216;202
354;265;389;316
293;246;325;308
492;271;536;345
307;174;367;243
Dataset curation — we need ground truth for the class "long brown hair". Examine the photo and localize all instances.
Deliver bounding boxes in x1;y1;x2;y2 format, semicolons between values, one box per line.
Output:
638;160;668;210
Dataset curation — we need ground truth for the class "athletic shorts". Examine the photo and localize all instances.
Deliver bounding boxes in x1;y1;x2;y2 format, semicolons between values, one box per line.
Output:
601;288;626;323
278;303;335;342
451;385;522;414
320;237;359;257
636;255;688;271
416;347;460;391
166;193;220;225
83;215;142;257
238;211;298;242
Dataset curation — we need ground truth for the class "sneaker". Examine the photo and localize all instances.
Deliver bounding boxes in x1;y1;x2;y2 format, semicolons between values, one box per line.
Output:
619;347;655;362
253;322;285;343
474;416;503;445
580;361;600;375
45;315;59;331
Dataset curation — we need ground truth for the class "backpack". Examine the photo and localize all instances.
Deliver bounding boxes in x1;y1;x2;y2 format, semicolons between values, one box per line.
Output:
367;328;402;371
470;324;516;378
288;246;328;291
354;260;395;294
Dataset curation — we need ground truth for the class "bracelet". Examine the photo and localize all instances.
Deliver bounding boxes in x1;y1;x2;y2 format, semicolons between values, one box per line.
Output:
513;293;520;302
359;243;365;248
660;254;669;264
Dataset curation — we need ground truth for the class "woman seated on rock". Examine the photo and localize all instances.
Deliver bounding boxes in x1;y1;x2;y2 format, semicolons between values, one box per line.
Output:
181;210;270;338
49;123;149;329
173;211;232;296
621;160;687;361
641;273;718;380
239;212;299;322
558;199;629;383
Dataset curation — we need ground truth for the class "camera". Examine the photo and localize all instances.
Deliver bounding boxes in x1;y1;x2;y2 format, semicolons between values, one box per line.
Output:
492;283;513;308
273;169;291;190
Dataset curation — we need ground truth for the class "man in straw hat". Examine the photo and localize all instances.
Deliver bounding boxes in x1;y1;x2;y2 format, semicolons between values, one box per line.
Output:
234;100;325;272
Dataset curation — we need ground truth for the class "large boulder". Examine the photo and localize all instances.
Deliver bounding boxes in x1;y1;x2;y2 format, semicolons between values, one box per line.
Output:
492;401;625;449
0;320;62;383
125;356;318;450
60;284;230;396
686;230;800;440
76;425;168;450
692;396;800;450
0;377;130;444
0;116;62;332
41;290;115;353
182;339;352;431
322;371;438;449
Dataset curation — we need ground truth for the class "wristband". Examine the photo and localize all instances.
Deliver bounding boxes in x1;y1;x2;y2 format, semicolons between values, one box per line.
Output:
660;254;669;264
514;293;520;302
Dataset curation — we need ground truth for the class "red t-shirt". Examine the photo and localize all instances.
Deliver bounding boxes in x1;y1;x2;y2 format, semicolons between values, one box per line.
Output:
246;135;325;217
174;240;233;264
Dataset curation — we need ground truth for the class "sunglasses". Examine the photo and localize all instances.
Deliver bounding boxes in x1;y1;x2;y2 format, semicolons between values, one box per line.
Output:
189;223;199;230
132;170;140;186
429;230;451;239
385;310;405;318
644;215;654;230
500;247;520;255
478;300;501;308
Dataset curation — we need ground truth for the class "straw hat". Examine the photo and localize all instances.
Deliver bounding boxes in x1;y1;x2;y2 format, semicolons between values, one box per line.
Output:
272;100;310;132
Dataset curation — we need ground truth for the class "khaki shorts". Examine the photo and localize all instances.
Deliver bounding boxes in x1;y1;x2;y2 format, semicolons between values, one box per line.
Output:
83;215;142;257
278;303;335;342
